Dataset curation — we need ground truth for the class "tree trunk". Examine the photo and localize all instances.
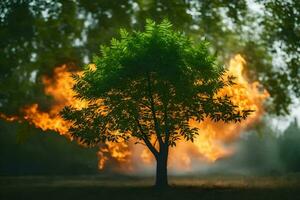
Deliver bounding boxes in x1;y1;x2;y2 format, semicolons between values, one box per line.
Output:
155;148;168;188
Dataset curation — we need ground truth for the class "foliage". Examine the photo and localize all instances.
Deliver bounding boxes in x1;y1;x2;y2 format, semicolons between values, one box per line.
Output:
260;0;300;114
61;20;251;152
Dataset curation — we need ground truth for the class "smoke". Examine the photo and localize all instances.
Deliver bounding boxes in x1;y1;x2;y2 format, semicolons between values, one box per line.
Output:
165;119;300;176
113;119;300;176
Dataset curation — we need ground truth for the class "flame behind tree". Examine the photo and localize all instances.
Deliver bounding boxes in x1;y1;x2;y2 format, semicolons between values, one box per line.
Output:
61;20;253;187
167;55;269;170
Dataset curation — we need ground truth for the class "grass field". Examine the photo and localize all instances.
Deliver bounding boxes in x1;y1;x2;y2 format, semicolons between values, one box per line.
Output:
1;175;300;200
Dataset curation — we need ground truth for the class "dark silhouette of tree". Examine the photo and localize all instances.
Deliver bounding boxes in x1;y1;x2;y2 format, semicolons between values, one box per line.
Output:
61;20;252;187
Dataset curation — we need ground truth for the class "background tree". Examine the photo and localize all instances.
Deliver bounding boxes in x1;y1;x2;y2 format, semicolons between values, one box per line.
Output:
61;20;252;187
260;0;300;114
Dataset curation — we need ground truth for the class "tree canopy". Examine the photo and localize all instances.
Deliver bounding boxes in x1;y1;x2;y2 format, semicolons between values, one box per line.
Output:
61;20;251;147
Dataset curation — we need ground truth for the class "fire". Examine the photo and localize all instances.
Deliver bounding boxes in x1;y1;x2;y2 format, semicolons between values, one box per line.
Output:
22;65;88;138
0;113;19;122
0;54;269;172
23;104;71;135
166;55;269;171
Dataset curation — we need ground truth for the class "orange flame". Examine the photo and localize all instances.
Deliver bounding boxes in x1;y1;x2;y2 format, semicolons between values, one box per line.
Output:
0;55;269;172
165;55;269;171
22;65;88;138
0;113;20;122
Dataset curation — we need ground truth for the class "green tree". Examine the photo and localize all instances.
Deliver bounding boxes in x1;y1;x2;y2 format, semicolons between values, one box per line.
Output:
61;20;251;187
261;0;300;114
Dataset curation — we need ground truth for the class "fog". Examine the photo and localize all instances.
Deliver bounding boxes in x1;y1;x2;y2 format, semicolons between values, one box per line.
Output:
179;119;300;176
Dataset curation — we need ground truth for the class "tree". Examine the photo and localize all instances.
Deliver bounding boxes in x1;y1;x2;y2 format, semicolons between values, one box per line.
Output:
61;19;252;187
260;0;300;114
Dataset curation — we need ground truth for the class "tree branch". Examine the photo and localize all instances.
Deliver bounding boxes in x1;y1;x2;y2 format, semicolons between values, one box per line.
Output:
146;72;164;148
134;116;158;158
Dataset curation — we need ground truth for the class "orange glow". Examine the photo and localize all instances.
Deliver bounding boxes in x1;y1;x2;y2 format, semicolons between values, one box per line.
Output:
0;113;20;122
167;55;269;170
0;54;269;172
22;65;88;138
23;104;71;135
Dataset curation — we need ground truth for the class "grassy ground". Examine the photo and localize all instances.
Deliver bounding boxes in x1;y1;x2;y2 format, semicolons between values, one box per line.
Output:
1;175;300;200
